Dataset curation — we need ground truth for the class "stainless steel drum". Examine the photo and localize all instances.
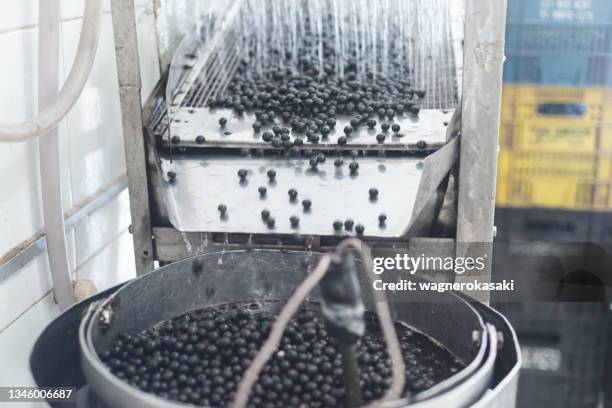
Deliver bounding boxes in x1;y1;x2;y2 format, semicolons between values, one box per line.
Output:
79;250;520;407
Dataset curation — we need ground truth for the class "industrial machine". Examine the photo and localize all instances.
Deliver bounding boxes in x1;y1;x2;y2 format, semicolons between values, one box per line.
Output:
30;0;521;406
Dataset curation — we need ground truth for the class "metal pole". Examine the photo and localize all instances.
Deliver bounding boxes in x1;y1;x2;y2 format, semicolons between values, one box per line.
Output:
110;0;155;275
340;344;363;407
456;0;507;301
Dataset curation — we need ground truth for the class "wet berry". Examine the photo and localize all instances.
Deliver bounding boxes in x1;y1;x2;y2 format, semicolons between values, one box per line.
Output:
195;135;206;144
258;186;267;197
355;224;365;235
344;219;354;230
219;117;228;127
302;199;312;211
290;216;300;228
262;132;274;142
333;220;343;231
266;217;275;229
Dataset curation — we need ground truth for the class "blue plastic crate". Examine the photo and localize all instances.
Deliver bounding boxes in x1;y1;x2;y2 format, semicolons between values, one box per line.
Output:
503;52;612;86
507;0;612;25
506;22;612;53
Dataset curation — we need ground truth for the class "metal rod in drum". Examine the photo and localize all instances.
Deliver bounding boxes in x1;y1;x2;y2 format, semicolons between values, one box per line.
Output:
192;47;240;108
340;345;363;408
170;0;242;111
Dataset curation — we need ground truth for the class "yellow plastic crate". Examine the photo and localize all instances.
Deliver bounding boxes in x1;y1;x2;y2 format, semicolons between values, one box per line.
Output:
497;150;612;180
496;176;612;211
500;119;599;152
501;85;612;125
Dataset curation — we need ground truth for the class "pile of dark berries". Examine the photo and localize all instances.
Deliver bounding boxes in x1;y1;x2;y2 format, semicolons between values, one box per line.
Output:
101;301;465;408
202;18;424;150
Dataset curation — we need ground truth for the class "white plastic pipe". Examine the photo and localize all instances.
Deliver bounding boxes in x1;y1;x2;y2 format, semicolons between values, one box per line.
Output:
38;0;76;310
0;0;102;143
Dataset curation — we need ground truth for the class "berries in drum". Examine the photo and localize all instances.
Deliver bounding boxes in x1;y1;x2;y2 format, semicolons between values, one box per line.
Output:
100;301;465;407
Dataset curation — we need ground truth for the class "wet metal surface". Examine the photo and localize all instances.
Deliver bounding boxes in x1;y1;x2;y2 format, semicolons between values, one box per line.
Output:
159;154;424;237
168;108;453;151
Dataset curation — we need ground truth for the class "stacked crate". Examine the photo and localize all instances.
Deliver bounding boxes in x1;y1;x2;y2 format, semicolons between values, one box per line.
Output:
497;0;612;212
497;86;612;211
494;1;612;407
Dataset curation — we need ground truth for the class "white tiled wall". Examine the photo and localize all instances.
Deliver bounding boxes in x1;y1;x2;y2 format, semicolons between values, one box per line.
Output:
0;0;161;391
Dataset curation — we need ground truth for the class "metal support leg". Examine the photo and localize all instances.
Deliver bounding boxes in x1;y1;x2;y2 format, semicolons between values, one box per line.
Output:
110;0;154;275
456;0;507;301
